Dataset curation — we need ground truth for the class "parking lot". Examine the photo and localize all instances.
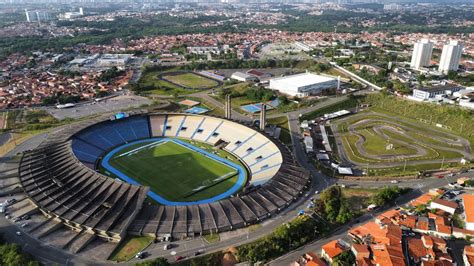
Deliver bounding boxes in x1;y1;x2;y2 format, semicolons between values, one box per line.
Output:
46;94;152;120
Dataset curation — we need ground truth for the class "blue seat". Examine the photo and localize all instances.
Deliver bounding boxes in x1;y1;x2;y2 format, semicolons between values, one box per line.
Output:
72;139;103;163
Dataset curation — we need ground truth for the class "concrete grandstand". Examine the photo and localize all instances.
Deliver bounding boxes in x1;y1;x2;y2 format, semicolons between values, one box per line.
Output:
16;111;310;259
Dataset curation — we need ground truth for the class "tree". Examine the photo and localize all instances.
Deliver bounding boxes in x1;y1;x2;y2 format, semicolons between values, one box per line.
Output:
332;250;355;266
336;202;354;224
447;71;458;80
0;234;39;266
417;74;426;85
134;257;169;266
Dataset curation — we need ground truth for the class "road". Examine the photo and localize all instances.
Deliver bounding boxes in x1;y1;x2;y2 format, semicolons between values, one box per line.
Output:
0;86;470;265
190;90;349;122
269;169;473;264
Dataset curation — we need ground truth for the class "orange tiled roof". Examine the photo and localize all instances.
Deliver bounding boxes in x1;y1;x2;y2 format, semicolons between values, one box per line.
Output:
411;193;434;207
307;257;326;266
465;246;474;256
431;198;458;210
372;244;405;266
464;194;474;223
352;244;370;258
416;218;430;231
408;238;429;259
349;222;402;246
322;240;344;259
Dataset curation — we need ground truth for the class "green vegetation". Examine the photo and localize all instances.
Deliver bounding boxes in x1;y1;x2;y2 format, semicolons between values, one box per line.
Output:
236;215;329;263
173;250;236;266
333;110;468;175
202;233;220;244
162;73;219;89
98;66;125;82
333;250;356;266
364;93;474;145
267;116;291;145
110;236;153;262
132;70;201;96
104;140;245;202
452;213;465;229
341;187;381;211
0;234;39;266
313;185;356;224
337;114;465;163
135;257;170;266
299;96;359;121
369;186;410;206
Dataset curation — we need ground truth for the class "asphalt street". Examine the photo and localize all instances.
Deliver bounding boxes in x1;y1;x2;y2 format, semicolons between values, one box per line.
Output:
0;67;470;265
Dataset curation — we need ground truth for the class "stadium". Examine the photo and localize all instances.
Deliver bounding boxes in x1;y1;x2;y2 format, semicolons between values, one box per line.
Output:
18;111;310;253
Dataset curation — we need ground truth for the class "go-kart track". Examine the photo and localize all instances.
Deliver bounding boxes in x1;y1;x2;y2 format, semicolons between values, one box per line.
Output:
331;111;472;169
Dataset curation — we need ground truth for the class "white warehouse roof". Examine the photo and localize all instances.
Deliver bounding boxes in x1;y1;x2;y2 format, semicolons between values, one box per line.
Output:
270;72;335;88
269;72;337;97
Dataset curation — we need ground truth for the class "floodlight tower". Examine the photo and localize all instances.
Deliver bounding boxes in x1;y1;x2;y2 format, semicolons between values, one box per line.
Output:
260;103;266;131
225;94;232;119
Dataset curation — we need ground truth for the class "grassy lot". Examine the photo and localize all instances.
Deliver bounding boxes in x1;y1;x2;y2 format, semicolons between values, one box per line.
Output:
267;116;291;145
299;97;358;121
106;140;245;202
138;71;201;96
163;73;219;89
334;112;467;165
202;233;220;244
342;187;380;211
109;236;153;262
358;128;419;156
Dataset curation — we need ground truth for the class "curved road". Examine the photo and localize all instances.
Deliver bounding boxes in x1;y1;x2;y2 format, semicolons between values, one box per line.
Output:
0;87;470;265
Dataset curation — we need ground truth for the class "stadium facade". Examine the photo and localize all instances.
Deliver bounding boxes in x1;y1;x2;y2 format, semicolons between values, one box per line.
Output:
18;111;310;249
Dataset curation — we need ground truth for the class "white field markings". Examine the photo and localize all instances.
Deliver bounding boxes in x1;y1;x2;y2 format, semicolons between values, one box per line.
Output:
116;140;165;158
172;140;238;193
191;171;237;192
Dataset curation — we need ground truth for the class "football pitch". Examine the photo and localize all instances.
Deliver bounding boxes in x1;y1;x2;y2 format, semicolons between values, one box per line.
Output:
101;139;246;204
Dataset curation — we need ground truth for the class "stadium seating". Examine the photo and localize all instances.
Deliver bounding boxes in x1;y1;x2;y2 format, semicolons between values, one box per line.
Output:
19;112;310;243
150;115;167;137
72;115;150;164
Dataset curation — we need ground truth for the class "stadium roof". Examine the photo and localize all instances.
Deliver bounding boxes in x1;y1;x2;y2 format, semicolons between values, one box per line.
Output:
270;72;335;88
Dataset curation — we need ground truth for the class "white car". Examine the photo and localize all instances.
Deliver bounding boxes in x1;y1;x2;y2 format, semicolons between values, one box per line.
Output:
16;231;21;236
314;191;319;194
391;180;399;184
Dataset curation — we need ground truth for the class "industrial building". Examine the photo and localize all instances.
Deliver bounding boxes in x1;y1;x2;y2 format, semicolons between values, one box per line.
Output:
231;72;258;82
411;85;463;101
268;72;337;97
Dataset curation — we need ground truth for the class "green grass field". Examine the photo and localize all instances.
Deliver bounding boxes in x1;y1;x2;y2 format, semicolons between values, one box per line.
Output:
163;73;219;89
109;236;153;262
331;111;470;176
137;71;200;96
107;140;243;202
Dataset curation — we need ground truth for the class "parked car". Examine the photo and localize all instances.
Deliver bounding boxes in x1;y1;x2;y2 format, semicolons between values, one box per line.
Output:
175;256;184;261
135;252;146;259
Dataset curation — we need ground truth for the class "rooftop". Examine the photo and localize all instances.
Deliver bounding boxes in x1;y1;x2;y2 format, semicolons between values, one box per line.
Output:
322;240;344;259
270;72;336;88
463;194;474;223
